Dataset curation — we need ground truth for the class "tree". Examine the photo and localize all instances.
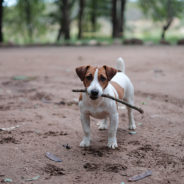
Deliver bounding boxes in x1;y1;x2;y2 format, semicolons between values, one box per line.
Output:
78;0;85;39
112;0;118;38
119;0;126;37
16;0;46;42
138;0;184;41
90;0;97;33
51;0;75;41
57;0;70;41
76;0;111;38
0;0;3;42
88;0;110;35
112;0;127;38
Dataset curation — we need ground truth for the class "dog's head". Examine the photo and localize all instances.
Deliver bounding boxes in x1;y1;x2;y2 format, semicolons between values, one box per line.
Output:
75;65;117;100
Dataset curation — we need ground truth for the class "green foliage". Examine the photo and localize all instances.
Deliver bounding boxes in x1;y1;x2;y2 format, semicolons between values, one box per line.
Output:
80;0;111;34
4;0;47;43
87;0;111;17
138;0;184;40
49;0;76;26
138;0;184;22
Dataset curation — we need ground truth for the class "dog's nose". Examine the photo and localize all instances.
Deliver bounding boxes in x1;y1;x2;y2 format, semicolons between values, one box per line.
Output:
91;89;99;96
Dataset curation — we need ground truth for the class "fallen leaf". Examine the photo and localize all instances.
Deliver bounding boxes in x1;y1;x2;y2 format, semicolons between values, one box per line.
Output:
12;76;37;81
25;175;40;181
45;152;62;162
0;125;20;131
128;170;152;182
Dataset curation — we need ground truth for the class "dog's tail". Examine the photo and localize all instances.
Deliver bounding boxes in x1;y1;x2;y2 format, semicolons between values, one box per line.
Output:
116;57;125;73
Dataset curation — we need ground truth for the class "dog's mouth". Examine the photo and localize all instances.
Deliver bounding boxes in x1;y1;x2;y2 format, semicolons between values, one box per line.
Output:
89;95;98;100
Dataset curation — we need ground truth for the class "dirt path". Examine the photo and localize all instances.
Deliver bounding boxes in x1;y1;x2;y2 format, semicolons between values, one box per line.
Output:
0;46;184;184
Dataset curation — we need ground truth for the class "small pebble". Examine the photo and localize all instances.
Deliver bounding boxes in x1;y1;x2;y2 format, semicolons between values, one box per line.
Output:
129;131;136;135
63;144;71;149
4;178;13;182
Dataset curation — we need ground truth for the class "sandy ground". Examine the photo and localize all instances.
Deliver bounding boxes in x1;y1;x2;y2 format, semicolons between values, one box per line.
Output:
0;46;184;184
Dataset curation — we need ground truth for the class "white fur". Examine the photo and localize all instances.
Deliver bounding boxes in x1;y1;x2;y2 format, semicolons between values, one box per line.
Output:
87;69;103;97
79;57;136;149
117;57;125;73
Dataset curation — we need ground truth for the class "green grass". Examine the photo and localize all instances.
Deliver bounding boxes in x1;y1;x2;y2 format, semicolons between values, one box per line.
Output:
3;31;183;46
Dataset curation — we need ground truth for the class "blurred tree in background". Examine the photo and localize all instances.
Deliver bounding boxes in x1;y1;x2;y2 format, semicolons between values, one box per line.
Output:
138;0;184;41
0;0;3;42
51;0;75;41
112;0;127;38
78;0;111;39
78;0;85;39
15;0;46;42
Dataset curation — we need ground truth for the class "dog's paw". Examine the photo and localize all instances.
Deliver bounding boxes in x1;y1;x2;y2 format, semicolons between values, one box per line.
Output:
107;139;118;149
98;121;108;130
129;123;136;130
80;138;90;147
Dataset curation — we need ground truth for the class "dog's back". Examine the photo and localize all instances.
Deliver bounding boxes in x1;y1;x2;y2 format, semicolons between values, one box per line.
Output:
111;58;134;100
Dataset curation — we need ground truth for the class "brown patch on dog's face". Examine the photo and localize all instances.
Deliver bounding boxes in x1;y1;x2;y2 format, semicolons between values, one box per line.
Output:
103;65;117;81
76;65;117;91
83;66;97;88
76;65;90;81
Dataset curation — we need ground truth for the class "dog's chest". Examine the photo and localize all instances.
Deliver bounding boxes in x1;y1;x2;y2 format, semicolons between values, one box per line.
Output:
84;102;109;119
89;107;109;119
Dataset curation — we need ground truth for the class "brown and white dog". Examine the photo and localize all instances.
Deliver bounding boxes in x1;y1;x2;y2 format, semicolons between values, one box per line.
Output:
75;58;136;149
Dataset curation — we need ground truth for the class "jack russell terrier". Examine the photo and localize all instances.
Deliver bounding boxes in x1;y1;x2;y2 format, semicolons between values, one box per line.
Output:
75;58;136;149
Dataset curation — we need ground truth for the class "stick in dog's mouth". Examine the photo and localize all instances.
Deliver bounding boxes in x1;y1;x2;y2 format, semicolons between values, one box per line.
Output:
72;89;144;114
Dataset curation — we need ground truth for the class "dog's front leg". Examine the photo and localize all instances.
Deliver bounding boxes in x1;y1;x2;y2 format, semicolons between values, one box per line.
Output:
107;113;119;149
80;113;91;147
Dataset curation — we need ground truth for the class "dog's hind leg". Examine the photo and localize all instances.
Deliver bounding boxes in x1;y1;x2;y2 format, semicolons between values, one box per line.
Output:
98;119;108;130
126;95;136;130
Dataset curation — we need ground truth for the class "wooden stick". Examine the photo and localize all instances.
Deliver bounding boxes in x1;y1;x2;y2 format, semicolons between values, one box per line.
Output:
72;89;144;114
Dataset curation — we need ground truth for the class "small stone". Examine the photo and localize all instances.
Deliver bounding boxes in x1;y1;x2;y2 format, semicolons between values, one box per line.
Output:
4;178;13;182
129;131;136;135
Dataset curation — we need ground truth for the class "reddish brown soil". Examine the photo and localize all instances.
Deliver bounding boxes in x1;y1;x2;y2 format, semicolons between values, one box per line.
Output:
0;46;184;184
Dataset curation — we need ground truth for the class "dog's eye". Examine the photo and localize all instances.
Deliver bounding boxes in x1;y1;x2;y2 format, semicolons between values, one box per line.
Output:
100;75;107;82
86;75;93;81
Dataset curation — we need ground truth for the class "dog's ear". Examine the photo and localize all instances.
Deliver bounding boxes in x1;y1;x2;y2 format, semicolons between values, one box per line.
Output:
103;65;117;81
75;65;90;81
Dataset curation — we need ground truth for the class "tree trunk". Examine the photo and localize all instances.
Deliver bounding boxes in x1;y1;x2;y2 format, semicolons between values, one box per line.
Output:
56;0;63;41
25;0;33;42
0;0;3;43
57;0;70;41
161;18;173;41
112;0;119;38
78;0;85;39
62;0;70;40
119;0;126;38
56;26;63;41
91;0;97;33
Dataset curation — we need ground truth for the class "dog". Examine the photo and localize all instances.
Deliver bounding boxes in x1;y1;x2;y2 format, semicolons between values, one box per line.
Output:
75;58;136;149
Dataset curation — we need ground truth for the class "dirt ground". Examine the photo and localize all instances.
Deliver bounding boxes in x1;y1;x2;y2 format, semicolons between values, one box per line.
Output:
0;46;184;184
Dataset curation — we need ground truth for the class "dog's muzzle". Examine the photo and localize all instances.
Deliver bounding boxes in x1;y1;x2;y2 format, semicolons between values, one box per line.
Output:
90;89;99;100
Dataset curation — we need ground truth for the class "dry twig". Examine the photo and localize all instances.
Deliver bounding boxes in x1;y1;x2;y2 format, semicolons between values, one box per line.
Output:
72;89;144;114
